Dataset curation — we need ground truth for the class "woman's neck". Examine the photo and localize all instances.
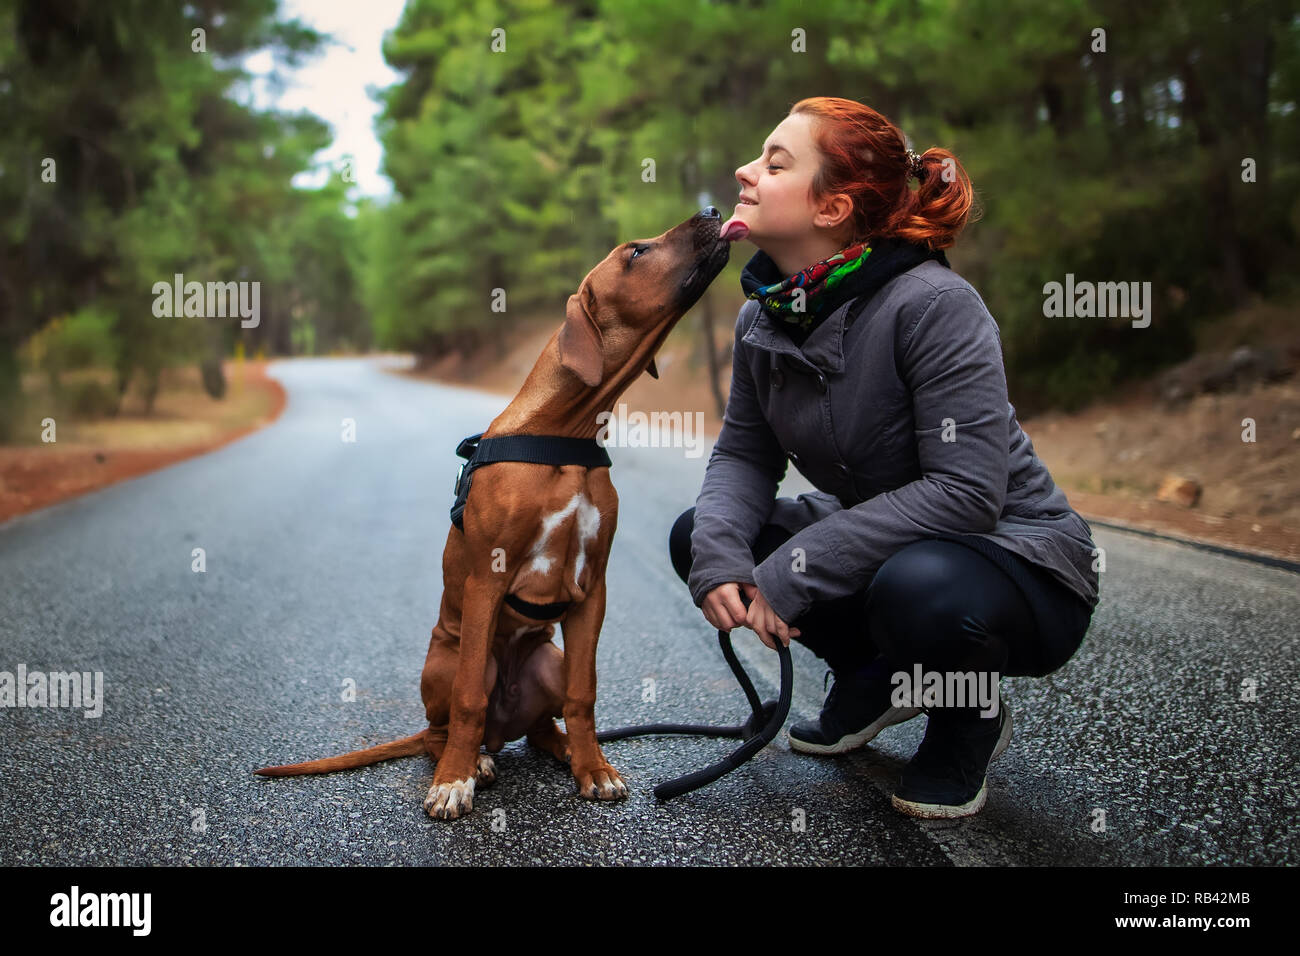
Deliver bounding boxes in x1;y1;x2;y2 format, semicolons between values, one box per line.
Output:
764;231;854;277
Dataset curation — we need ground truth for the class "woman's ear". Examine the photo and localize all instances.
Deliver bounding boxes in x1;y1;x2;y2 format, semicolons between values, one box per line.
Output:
558;282;605;387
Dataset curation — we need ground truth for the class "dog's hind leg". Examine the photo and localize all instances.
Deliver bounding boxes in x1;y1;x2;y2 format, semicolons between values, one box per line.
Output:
523;641;570;765
527;718;571;766
423;728;496;788
423;728;447;762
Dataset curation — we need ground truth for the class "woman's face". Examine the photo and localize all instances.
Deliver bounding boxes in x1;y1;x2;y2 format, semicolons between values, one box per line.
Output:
731;111;851;247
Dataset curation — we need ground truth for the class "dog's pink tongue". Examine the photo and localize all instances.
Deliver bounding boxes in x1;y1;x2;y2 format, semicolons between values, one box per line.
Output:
720;217;750;242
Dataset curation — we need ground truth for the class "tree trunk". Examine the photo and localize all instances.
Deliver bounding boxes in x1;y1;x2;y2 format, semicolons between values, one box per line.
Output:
698;292;727;419
1090;51;1118;142
1179;54;1248;305
1121;75;1145;131
0;336;23;443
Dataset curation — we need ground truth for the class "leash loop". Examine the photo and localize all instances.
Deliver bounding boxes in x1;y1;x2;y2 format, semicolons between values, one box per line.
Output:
597;592;794;802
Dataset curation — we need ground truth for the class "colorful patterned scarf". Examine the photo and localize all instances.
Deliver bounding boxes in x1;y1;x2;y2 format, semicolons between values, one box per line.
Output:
745;240;873;332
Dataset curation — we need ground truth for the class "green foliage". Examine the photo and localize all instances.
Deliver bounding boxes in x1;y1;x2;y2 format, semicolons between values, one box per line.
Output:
44;308;119;375
0;0;364;431
367;0;1299;413
3;0;1297;424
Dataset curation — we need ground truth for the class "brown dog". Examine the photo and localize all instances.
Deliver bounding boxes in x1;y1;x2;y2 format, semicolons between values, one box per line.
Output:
255;208;732;819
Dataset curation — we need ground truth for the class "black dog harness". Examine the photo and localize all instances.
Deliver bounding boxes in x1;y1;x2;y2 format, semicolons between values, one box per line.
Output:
450;430;612;620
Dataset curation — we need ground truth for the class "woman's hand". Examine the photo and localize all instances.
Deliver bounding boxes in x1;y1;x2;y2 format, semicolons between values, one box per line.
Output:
701;582;750;632
743;583;801;649
702;582;801;649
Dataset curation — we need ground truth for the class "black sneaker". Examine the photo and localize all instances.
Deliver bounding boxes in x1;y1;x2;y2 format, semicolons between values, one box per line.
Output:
787;660;923;755
890;701;1013;819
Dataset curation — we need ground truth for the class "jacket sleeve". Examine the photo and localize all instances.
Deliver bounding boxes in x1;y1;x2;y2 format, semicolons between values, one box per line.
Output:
751;287;1010;622
687;305;789;607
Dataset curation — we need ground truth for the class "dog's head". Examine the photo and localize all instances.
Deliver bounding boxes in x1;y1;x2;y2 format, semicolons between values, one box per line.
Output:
558;207;732;388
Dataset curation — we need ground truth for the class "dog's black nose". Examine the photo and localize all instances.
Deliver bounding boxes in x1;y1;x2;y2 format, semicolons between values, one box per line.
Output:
700;206;720;219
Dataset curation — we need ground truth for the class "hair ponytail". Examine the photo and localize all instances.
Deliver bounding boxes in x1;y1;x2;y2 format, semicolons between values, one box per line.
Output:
890;146;978;249
789;97;981;251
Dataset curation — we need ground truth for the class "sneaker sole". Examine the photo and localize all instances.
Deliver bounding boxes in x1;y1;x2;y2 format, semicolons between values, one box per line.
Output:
990;704;1013;762
888;707;1013;819
787;706;923;755
891;779;988;818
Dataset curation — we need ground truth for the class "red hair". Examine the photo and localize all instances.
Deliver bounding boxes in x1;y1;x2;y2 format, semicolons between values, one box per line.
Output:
789;96;979;250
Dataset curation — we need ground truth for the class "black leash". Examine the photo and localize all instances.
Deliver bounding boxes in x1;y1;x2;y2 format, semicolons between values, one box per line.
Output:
596;593;793;802
451;432;793;802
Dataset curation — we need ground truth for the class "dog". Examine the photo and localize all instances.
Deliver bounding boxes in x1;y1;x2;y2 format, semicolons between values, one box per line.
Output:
255;207;734;819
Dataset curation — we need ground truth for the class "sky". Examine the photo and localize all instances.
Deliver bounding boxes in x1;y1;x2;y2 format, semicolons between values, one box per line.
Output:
240;0;409;200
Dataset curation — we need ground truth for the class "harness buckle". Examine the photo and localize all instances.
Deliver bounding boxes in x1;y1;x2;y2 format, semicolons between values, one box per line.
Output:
455;432;484;459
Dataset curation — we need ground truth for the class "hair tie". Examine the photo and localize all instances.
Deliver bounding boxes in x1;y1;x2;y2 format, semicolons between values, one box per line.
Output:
905;148;926;180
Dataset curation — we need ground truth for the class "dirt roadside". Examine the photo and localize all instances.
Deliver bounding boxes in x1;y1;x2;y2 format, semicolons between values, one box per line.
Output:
0;360;287;526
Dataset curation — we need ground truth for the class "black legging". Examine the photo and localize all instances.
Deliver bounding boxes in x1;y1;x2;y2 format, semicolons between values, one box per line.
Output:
669;506;1060;682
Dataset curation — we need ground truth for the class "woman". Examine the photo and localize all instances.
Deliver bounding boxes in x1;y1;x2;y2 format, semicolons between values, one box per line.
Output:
668;97;1100;819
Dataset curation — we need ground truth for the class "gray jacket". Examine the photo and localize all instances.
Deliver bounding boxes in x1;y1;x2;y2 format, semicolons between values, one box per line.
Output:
688;259;1101;623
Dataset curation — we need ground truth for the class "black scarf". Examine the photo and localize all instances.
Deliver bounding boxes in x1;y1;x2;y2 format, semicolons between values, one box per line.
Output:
739;237;950;346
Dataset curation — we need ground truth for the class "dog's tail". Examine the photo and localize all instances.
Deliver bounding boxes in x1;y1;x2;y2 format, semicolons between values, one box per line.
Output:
254;729;430;777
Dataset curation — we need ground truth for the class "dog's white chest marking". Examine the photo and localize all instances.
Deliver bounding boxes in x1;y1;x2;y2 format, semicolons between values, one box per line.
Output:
526;491;601;588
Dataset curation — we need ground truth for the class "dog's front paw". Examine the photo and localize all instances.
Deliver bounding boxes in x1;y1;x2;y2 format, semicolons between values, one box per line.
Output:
573;763;628;801
424;777;476;820
475;753;496;787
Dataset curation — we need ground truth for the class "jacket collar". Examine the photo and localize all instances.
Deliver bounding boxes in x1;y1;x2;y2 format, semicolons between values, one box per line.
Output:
740;295;856;373
738;238;950;374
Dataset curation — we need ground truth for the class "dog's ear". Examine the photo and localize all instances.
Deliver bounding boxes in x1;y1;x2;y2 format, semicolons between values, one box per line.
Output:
559;283;605;387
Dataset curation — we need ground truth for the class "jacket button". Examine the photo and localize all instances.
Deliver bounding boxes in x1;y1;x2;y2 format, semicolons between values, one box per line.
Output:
788;451;801;466
771;367;784;389
817;374;827;393
836;462;849;478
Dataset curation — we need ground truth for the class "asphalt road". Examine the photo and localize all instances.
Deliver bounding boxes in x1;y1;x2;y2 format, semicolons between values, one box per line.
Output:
1;355;1296;865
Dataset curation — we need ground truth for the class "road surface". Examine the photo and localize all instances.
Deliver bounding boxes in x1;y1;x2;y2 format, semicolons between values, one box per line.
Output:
1;356;1295;865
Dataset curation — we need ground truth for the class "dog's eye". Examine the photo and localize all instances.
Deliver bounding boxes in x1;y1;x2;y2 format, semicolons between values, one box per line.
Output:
630;244;648;259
